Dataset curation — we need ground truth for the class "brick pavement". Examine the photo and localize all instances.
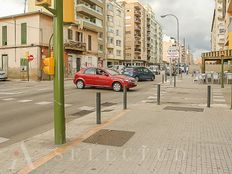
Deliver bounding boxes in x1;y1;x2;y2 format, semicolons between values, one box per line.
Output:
21;76;232;174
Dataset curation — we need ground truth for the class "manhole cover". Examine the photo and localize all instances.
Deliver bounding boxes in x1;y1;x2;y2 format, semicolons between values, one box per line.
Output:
83;129;135;147
101;102;117;107
164;106;204;112
71;110;94;117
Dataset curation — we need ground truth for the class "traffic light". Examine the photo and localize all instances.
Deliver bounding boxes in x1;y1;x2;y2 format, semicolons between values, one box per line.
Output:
35;0;75;23
35;0;51;6
43;54;54;75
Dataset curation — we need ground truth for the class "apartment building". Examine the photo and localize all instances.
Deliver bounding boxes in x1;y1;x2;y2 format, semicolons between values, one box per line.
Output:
224;0;232;49
0;12;53;80
105;0;125;66
145;5;157;64
122;0;147;66
28;0;105;69
155;21;163;63
211;0;225;51
162;35;176;63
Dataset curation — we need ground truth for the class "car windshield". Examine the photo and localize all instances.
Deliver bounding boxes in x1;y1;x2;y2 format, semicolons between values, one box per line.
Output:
106;69;120;75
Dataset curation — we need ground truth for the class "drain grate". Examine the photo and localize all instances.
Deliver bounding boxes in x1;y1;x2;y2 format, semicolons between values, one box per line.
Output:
83;129;135;147
71;110;94;117
164;106;204;112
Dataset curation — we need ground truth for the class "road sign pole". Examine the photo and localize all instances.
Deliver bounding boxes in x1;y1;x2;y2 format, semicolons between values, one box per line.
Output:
54;0;66;144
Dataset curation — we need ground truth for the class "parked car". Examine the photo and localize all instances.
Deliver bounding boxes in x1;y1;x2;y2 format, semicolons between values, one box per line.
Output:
73;67;137;92
0;68;7;80
122;67;155;81
148;66;160;75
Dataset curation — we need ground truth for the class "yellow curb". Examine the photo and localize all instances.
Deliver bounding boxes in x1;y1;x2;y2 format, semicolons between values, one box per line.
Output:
17;110;130;174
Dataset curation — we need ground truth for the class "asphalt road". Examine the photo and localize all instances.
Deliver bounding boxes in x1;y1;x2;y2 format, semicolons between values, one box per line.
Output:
0;77;161;148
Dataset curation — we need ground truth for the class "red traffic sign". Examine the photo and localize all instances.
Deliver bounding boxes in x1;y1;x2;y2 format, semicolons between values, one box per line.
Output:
28;55;34;61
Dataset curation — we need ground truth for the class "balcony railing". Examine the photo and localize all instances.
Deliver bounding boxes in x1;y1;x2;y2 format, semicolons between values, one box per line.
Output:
76;4;103;16
64;41;86;51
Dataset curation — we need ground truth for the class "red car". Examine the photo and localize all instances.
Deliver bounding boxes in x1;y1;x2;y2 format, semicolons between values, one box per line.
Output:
73;67;137;92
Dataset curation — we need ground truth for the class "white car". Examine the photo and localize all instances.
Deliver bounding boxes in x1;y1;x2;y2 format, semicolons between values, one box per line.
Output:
0;68;7;80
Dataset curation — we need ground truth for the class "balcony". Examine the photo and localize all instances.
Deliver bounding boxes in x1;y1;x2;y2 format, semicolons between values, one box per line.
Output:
135;40;141;45
135;48;141;53
76;4;103;20
81;19;103;32
228;17;232;32
134;34;141;38
135;26;141;31
64;41;86;52
134;10;141;16
107;54;114;59
107;43;114;48
134;18;141;24
84;0;104;8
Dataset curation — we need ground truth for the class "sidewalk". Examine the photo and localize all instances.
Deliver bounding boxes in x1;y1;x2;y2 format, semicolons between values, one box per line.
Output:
1;76;232;174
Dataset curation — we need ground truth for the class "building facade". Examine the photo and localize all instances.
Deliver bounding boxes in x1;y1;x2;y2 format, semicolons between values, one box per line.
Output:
211;0;225;51
0;12;53;80
105;0;125;66
122;0;147;66
155;21;163;63
162;35;176;63
28;0;106;69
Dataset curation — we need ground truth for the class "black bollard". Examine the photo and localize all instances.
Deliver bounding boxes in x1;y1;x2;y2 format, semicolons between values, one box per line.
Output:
207;85;211;108
157;84;160;105
123;86;127;110
96;92;101;124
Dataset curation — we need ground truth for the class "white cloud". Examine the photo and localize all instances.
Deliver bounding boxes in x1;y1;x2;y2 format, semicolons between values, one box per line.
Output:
0;0;25;17
146;0;214;58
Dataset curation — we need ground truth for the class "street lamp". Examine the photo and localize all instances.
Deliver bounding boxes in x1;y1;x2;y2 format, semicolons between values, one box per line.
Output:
161;14;180;76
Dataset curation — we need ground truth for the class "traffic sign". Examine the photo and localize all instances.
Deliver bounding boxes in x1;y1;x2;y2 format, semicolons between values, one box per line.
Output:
28;55;34;61
167;46;179;59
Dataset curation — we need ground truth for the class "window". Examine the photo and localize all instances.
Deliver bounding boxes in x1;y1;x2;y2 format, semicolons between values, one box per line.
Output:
68;29;73;40
116;30;119;36
116;50;121;56
85;68;96;75
98;32;103;39
116;40;121;46
107;37;114;44
107;15;113;22
107;3;113;11
21;23;27;45
108;49;113;55
98;44;103;51
2;26;7;46
75;32;83;42
117;10;121;16
88;35;92;50
108;27;114;33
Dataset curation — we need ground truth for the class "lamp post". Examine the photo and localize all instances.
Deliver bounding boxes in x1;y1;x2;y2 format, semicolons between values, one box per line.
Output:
161;14;180;76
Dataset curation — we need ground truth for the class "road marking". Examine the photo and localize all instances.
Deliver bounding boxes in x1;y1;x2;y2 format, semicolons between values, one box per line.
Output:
213;96;224;98
2;98;15;101
17;110;129;174
148;96;156;100
0;92;23;95
18;100;32;103
35;101;52;105
0;137;9;143
37;88;51;91
79;106;95;111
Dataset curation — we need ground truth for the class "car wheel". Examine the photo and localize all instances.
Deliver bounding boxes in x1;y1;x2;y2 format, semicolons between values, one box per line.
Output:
135;76;139;82
151;76;154;81
76;80;85;89
112;82;122;92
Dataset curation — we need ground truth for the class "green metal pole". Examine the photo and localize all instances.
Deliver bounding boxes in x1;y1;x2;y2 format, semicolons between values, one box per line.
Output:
53;0;66;144
221;57;224;88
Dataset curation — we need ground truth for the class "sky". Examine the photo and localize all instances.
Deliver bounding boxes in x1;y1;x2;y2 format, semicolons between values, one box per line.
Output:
0;0;215;59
